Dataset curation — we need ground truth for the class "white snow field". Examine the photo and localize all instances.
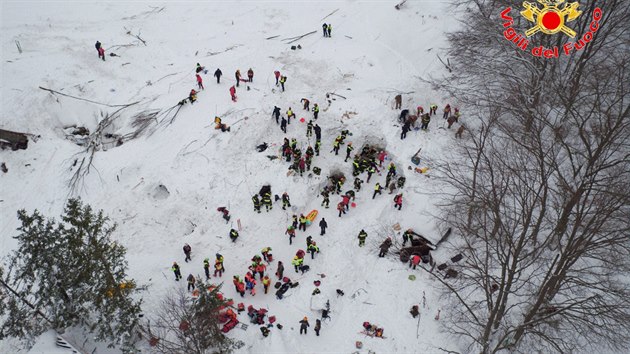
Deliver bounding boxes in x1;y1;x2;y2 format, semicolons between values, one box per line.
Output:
1;1;462;353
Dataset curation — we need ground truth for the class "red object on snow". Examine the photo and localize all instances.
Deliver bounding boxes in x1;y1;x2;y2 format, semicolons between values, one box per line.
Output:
351;202;357;208
222;319;239;333
269;315;276;323
314;280;321;286
300;118;306;123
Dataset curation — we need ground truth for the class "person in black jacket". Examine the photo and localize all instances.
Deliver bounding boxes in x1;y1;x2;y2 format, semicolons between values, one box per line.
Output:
273;106;281;124
280;117;287;133
299;317;310;334
214;68;222;84
183;243;192;262
314;319;321;336
401;121;411;140
319;218;328;235
314;124;322;141
95;41;101;56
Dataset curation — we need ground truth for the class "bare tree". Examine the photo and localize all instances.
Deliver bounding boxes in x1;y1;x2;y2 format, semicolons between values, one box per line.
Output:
427;1;630;353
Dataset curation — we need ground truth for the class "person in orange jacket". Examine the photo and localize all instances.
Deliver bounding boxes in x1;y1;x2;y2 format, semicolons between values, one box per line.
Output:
256;262;267;279
214;260;224;277
262;275;271;294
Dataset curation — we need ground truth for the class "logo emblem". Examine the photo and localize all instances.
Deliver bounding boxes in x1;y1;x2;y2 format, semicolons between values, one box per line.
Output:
521;0;582;37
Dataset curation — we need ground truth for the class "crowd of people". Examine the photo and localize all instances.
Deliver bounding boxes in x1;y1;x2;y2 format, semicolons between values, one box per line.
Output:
93;23;464;341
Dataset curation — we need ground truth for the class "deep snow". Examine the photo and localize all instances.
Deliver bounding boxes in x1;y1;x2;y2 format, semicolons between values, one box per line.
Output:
1;1;462;353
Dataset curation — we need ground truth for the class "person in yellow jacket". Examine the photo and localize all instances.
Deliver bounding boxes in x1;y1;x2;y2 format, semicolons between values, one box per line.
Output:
262;275;271;294
372;183;382;199
292;256;303;273
287;107;295;124
279;75;287;91
313;103;320;119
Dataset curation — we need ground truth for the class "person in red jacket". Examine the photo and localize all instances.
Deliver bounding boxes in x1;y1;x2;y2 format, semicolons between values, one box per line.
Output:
341;194;350;211
196;73;204;90
230;85;237;102
337;202;346;217
298;158;306;176
409;254;421;269
394;193;403;210
274;70;281;85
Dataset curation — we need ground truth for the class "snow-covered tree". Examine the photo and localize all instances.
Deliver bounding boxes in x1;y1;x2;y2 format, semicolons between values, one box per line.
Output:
429;0;630;353
0;199;142;349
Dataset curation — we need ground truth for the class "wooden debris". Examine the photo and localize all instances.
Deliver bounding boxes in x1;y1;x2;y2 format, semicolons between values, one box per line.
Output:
321;8;339;21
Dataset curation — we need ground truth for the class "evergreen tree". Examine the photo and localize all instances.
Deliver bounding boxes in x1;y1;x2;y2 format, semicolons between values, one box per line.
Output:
0;199;142;349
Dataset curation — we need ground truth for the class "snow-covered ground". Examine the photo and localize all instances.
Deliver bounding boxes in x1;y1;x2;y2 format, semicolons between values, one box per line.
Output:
1;1;462;353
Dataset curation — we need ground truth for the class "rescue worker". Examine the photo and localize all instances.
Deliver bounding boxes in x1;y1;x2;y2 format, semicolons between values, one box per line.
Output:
286;225;296;245
292;214;299;229
319;217;328;235
299;317;310;334
214;68;222;83
372;183;382;199
354;177;363;191
454;108;461;122
287;107;295;124
279;75;287;91
306;120;313;137
410;305;420;318
420;113;430;130
230;229;239;242
429;104;438;115
263;192;273;211
196;73;204;90
292;256;303;273
262;275;271;294
401;120;411;140
274;70;281;85
214;259;224;277
272;106;281;124
337;202;346;217
394;94;402;109
367;165;376;183
308;242;319;259
261;246;272;262
322;23;328;37
301;98;310;110
235;69;241;87
321;190;330;208
282;192;291;210
276;261;284;279
261;326;270;337
183;243;192;262
189;89;197;104
315;319;321;336
281;116;287;133
172;262;182;281
313;103;320;119
358;229;368;247
315;140;321;156
443;104;451;119
409;254;421;269
252;194;261;213
298;214;308;231
332;138;341;155
247;68;254;82
379;237;392;257
345;142;354;162
314;123;322;140
187;274;196;291
203;258;211;279
327;24;332;37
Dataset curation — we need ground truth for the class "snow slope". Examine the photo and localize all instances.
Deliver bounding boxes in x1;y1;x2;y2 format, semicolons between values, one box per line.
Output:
1;1;462;353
